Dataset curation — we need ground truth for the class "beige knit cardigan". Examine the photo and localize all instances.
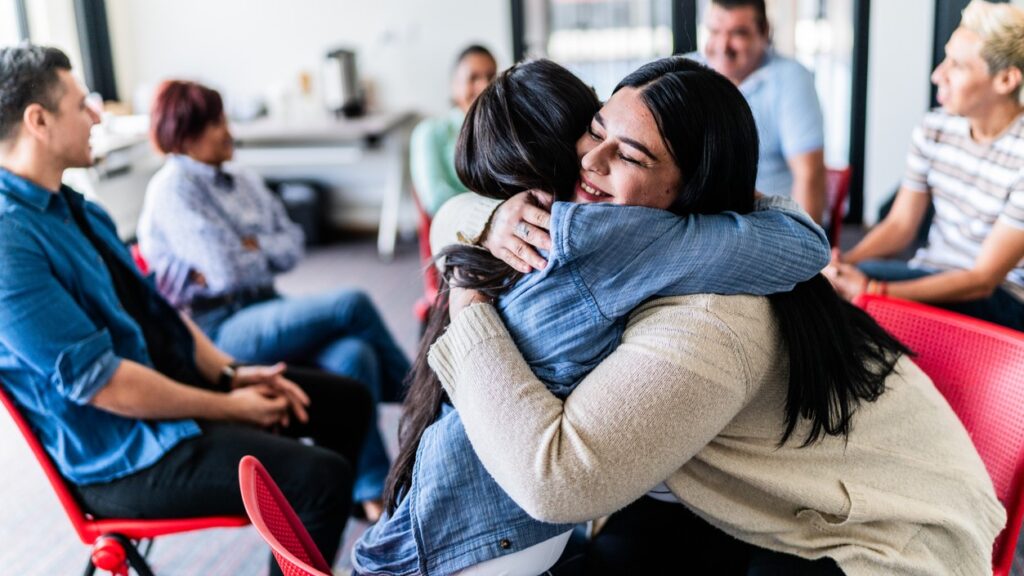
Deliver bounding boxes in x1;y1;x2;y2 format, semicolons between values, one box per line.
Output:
426;193;1005;575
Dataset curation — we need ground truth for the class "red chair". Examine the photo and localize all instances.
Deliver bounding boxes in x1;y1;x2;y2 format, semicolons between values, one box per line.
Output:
853;294;1024;576
129;243;150;276
825;166;852;247
0;386;248;575
238;455;332;576
410;187;440;324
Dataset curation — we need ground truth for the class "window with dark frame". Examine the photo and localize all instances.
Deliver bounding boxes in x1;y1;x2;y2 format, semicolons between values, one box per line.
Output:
74;0;118;101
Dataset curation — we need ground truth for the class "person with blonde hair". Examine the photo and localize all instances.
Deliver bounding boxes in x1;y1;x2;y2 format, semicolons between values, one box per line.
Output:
827;0;1024;330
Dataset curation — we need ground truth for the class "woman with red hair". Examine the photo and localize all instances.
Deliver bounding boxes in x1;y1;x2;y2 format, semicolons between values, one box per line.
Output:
138;80;409;521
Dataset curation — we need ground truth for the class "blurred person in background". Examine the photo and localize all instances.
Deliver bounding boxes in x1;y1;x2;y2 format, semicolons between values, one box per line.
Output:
0;46;372;574
688;0;826;222
138;80;410;521
410;44;498;216
826;0;1024;332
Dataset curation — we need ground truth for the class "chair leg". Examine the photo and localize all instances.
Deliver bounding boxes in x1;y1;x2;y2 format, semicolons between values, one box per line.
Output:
93;534;156;576
108;535;156;576
139;538;155;559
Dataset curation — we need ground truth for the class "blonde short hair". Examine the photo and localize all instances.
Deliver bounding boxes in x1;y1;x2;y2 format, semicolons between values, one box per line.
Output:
960;0;1024;103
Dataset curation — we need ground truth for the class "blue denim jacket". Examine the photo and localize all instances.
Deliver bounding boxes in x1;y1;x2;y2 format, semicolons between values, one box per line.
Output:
503;197;830;394
354;196;829;575
0;169;200;486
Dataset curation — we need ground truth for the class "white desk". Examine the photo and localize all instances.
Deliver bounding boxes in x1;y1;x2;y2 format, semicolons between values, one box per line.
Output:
232;111;417;260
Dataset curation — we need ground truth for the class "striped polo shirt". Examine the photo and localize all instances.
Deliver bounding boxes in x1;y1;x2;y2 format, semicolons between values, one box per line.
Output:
905;109;1024;301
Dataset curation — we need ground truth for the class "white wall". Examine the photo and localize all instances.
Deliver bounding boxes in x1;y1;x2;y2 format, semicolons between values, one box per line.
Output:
105;0;512;117
862;0;934;224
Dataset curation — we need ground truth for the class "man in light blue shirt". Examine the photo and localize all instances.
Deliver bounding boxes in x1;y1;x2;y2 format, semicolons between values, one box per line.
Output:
689;0;826;222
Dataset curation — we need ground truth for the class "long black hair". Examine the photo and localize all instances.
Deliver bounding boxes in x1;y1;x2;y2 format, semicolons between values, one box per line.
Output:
615;57;908;446
384;57;909;512
383;60;600;513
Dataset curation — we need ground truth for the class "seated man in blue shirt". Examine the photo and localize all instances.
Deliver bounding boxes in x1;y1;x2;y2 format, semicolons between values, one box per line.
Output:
688;0;827;223
0;45;371;576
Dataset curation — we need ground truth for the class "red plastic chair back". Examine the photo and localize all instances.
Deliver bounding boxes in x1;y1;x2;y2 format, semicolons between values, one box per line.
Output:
129;243;150;276
854;295;1024;575
409;187;439;322
238;455;332;576
0;384;247;574
825;167;852;246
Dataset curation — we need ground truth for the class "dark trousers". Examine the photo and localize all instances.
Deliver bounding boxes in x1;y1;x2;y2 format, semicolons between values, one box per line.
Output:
858;259;1024;332
74;367;373;576
584;497;845;575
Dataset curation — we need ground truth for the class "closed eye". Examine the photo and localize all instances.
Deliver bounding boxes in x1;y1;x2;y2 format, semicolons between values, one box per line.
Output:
618;153;642;166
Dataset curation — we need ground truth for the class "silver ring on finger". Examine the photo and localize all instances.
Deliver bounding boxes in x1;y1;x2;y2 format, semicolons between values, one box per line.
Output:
515;221;530;239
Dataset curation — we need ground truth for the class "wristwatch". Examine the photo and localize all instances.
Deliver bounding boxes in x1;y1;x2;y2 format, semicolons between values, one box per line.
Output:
218;361;240;390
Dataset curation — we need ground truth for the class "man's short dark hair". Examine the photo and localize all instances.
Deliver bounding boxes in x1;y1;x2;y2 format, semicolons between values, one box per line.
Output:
0;45;72;142
711;0;769;36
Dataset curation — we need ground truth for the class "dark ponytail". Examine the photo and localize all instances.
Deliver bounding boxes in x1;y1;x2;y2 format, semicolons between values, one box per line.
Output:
383;60;600;513
769;276;910;445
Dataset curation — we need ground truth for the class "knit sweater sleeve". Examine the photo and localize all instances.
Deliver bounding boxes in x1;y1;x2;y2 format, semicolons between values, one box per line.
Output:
428;192;504;257
428;297;753;524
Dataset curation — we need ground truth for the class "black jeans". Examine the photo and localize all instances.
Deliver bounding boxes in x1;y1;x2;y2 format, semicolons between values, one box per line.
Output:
585;497;845;575
74;367;373;576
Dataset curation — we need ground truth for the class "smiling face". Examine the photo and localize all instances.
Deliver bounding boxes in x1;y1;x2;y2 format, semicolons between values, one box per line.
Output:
932;27;1009;118
703;4;769;85
573;87;682;209
452;52;498;112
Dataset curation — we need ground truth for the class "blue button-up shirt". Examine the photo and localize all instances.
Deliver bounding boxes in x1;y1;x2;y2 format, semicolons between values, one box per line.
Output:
138;155;304;308
0;168;199;486
688;51;825;198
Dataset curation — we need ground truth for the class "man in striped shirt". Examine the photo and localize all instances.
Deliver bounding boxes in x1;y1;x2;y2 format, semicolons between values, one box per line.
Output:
827;0;1024;331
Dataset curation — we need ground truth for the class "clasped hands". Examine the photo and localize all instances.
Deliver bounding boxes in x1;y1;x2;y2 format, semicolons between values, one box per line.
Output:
227;362;310;429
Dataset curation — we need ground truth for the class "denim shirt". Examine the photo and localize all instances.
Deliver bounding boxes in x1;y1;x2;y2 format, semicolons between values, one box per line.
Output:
503;196;830;394
0;169;200;486
354;196;829;575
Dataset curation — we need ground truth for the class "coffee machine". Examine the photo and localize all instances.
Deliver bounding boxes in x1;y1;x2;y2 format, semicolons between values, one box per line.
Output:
323;48;364;118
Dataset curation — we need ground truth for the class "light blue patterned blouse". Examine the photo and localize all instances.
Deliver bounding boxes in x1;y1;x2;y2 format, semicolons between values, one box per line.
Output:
137;154;304;308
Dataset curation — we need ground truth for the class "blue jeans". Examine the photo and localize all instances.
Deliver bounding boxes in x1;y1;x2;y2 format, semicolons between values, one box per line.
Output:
858;260;1024;332
193;289;410;503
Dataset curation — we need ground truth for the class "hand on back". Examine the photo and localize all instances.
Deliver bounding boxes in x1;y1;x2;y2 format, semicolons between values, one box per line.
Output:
482;190;554;273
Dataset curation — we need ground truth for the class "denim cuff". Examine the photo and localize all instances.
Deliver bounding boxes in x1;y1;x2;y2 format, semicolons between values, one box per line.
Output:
55;330;122;404
428;303;509;397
